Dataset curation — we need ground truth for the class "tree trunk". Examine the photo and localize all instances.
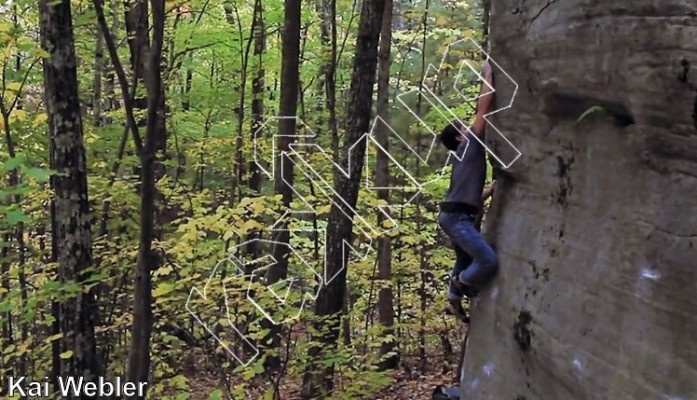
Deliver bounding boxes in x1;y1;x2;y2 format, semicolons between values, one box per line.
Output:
38;0;101;392
237;0;265;361
182;55;193;111
126;0;165;395
376;0;398;371
249;0;265;195
321;0;339;167
460;1;697;399
124;0;149;114
0;236;9;368
300;0;386;396
230;0;258;202
124;0;167;185
103;0;120;115
416;0;430;373
264;0;301;372
93;22;105;126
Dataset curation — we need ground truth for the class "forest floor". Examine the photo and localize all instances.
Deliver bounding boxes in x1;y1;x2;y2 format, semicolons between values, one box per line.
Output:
184;350;463;399
181;323;467;399
186;367;459;399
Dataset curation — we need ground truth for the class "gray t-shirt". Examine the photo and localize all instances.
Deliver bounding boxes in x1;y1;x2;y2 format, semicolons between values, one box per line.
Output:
442;132;487;211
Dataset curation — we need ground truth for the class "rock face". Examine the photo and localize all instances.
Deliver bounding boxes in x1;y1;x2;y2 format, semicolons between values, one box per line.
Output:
462;1;697;399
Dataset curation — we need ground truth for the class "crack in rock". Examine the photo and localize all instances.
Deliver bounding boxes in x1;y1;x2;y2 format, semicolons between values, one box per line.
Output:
530;0;557;27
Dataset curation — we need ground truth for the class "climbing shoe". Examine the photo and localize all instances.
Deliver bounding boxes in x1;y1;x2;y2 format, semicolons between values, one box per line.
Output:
450;274;479;299
446;298;470;324
432;385;461;400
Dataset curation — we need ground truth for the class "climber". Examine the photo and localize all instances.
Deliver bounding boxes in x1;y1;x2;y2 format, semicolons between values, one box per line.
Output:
442;180;495;322
438;59;498;322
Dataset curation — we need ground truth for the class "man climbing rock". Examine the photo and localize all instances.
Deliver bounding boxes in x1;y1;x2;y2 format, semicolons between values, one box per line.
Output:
438;60;498;323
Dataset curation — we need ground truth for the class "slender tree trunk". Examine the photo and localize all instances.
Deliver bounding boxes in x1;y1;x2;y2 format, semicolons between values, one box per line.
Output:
126;0;165;395
227;0;266;359
342;290;351;346
38;0;101;395
418;243;428;371
16;221;27;378
124;0;149;115
416;0;430;373
320;0;339;166
124;0;168;202
196;64;216;192
247;0;265;264
314;0;327;132
0;111;19;395
103;0;120;116
230;0;258;201
300;0;386;396
0;235;9;358
376;0;398;371
93;23;105;126
249;0;264;194
182;53;193;111
263;0;301;373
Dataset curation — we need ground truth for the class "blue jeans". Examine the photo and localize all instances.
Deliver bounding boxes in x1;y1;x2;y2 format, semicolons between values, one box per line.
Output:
438;211;498;300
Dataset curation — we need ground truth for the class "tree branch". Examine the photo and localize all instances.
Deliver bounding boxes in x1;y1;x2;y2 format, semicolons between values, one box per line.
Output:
92;0;144;156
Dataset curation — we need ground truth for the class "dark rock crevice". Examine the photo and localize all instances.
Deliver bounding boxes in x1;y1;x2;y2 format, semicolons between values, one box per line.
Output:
513;310;533;352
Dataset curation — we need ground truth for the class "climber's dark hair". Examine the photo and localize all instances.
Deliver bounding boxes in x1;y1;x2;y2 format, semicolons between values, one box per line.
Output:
439;121;463;151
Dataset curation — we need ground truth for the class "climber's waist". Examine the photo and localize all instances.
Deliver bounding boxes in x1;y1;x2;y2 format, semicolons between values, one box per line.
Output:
439;202;480;216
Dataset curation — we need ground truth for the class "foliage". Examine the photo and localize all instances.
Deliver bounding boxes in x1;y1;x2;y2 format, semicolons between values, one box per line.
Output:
0;0;489;397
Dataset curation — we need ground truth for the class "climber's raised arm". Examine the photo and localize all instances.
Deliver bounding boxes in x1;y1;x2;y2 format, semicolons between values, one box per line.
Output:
472;60;494;137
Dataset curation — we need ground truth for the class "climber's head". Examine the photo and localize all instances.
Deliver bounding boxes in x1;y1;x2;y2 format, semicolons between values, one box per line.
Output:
438;121;467;151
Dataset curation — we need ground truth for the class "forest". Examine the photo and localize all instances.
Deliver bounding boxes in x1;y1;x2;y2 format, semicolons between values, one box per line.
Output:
2;0;697;399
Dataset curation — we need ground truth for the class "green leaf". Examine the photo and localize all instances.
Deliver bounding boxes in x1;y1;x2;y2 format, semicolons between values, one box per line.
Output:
170;374;188;389
46;333;63;343
153;282;176;297
0;184;32;200
252;361;264;374
207;389;223;400
41;280;62;292
23;167;54;182
2;155;26;172
0;22;12;34
0;301;12;313
16;37;38;53
5;209;28;225
153;264;173;277
83;272;109;284
59;350;73;359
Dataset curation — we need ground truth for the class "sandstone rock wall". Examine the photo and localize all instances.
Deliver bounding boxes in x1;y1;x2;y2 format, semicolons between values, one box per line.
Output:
462;1;697;398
